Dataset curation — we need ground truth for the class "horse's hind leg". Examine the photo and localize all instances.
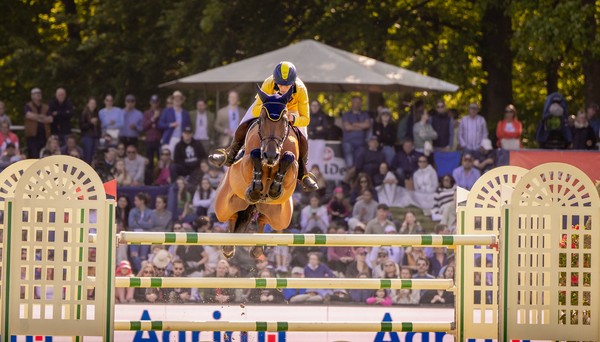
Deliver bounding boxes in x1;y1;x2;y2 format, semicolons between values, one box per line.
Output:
222;214;238;259
268;151;295;200
245;148;263;204
250;213;268;259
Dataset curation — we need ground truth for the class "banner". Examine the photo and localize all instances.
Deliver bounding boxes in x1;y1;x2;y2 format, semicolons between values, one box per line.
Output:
509;150;600;182
308;139;347;181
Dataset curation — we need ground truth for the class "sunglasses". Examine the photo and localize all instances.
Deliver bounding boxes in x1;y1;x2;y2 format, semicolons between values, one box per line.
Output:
155;267;165;271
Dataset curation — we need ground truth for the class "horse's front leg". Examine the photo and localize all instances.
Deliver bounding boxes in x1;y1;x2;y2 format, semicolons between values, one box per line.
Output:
250;213;268;259
222;214;238;259
268;151;295;200
245;148;263;204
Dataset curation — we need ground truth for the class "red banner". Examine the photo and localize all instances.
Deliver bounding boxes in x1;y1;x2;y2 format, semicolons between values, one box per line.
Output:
509;150;600;182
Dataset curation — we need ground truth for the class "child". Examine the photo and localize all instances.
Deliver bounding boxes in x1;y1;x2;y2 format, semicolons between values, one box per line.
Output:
366;289;392;306
115;260;135;303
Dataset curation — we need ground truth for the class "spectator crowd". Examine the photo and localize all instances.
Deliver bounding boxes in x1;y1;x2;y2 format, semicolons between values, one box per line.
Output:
2;87;598;307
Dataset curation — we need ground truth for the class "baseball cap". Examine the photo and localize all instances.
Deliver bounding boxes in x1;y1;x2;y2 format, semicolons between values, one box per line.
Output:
183;126;193;133
334;187;344;194
291;267;304;274
150;94;159;103
125;94;136;102
378;249;389;257
31;88;41;94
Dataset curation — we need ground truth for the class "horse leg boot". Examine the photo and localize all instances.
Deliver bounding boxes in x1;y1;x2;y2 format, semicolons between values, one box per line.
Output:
222;214;238;258
245;149;263;204
295;129;319;192
268;151;295;200
209;120;251;167
250;213;268;259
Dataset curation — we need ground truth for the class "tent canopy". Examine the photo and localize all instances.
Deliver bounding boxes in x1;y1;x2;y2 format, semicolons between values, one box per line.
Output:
160;40;458;93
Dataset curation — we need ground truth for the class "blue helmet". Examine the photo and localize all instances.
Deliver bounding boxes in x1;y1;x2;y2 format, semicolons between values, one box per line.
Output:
273;61;297;86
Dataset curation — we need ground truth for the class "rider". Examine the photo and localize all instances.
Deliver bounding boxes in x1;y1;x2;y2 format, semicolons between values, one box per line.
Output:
209;61;319;192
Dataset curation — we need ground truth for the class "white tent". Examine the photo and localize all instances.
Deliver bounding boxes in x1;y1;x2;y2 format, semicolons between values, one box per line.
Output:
160;40;458;93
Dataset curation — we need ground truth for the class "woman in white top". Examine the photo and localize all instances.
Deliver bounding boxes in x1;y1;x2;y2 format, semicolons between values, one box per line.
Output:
411;156;439;212
300;194;330;233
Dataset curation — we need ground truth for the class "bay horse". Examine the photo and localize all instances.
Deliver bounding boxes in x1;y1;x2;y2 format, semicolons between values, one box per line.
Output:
214;85;299;258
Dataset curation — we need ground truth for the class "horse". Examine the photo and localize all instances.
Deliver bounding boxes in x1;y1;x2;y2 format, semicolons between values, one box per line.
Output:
214;85;299;258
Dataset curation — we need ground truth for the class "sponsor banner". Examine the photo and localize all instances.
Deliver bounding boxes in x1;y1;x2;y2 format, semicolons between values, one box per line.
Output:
308;140;346;182
509;150;600;182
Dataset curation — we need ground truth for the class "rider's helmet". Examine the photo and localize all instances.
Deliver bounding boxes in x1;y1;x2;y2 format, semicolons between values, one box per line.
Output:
273;61;297;86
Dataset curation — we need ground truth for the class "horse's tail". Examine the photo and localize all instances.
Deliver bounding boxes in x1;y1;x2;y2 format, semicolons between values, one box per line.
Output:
234;205;257;233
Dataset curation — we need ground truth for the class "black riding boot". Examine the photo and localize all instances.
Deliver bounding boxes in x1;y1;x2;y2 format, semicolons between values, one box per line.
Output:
209;121;251;167
295;128;319;192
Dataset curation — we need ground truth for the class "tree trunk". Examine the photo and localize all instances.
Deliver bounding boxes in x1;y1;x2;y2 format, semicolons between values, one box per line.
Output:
62;0;80;42
582;0;600;106
480;1;513;124
545;59;560;95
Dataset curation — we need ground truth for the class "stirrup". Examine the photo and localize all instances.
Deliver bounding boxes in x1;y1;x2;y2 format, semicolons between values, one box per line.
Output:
300;173;319;192
208;149;228;167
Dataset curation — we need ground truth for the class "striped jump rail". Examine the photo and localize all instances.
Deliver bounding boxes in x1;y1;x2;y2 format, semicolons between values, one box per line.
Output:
114;320;455;333
117;232;496;247
112;277;454;290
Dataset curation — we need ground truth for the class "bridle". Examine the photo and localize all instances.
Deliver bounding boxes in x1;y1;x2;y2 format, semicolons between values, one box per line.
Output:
257;105;290;153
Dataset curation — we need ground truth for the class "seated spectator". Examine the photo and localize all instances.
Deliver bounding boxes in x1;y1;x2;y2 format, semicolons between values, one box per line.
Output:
413;110;437;155
204;260;235;304
0;122;19;154
282;267;320;303
473;139;497;174
370;249;389;278
301;194;329;233
350;173;378;205
40;135;61;158
113;159;133;186
372;107;397;165
116;142;126;160
419;275;454;306
153;148;173;185
0;143;22;171
123;145;146;185
452;153;481;190
441;191;457;233
345;247;372;278
413;257;435;279
347;218;366;234
151;248;172;277
381;260;400;279
496;104;522;149
571;109;597;150
392;266;420;304
249;269;285;304
349;272;372;303
399;211;423;234
411;156;439;211
203;165;224;190
115;260;135;303
60;135;83;156
327;227;355;276
270;243;291;274
165;260;193;303
372;162;390;187
536;92;572;149
327;187;351;225
428;247;448;278
375;172;413;208
366;289;392;306
172;176;194;223
431;175;456;221
135;262;162;303
402;247;427;272
355;136;386;178
172;126;206;180
153;195;172;231
304;252;335;278
192;178;216;217
352;189;379;225
175;238;207;277
391;139;421;186
369;233;403;266
365;204;395;235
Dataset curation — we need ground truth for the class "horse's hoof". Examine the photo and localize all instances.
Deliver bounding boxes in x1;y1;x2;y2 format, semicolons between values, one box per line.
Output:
245;188;262;204
268;185;282;200
222;246;235;259
250;246;264;259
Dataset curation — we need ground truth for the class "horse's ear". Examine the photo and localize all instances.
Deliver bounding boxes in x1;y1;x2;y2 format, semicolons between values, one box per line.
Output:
256;84;269;103
282;84;295;103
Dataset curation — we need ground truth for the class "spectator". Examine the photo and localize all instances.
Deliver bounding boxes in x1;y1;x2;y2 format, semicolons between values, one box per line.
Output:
153;195;172;232
307;100;330;140
153;147;173;185
0;122;19;154
118;94;143;149
79;97;101;163
368;229;403;266
113;159;133;186
365;204;395;235
136;262;160;303
412;110;437;155
411;156;439;211
175;242;207;277
304;252;335;278
431;175;456;221
0;100;12;127
535;92;572;149
202;165;223;190
115;142;126;160
192;178;215;217
40;135;61;158
355;136;386;178
419;268;454;305
341;96;371;167
204;260;235;304
349;272;373;303
173;176;194;223
366;289;392;306
115;195;131;262
327;187;351;224
458;103;488;153
115;260;135;303
587;102;600;138
128;192;156;271
48;87;74;145
375;172;412;208
403;100;425;141
352;189;379;225
392;266;420;304
345;247;372;278
124;145;145;185
143;95;164;170
214;91;245;148
452;153;481;190
172;127;206;180
372;107;397;164
99;94;123;140
430;100;454;151
428;247;448;278
391;139;421;186
381;260;400;279
373;162;389;187
327;227;355;276
24;87;52;159
60;135;83;157
473;139;497;173
350;173;378;205
399;211;423;234
402;247;427;272
496;104;522;149
282;267;314;303
413;257;435;279
159;90;191;154
300;194;329;233
271;243;291;274
190;98;215;153
370;249;390;278
249;269;285;304
441;191;457;233
571;109;597;150
0;143;21;170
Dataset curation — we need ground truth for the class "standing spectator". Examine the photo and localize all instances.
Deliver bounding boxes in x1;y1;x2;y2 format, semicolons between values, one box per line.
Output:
214;91;245;148
496;104;522;149
372;107;397;165
172;127;206;180
119;94;143;149
153;195;172;232
458;103;488;153
300;194;329;233
204;260;235;304
153;148;173;186
412;156;438;211
48;87;74;145
430;100;454;151
473;139;497;174
341;96;372;167
327;187;351;225
307;100;329;140
99;94;123;140
535;92;571;149
159;90;191;154
0;100;12;127
80;97;101;163
143;95;164;170
391;139;422;187
452;153;481;190
352;189;379;225
403;100;425;141
392;267;421;304
413;110;437;155
571;109;597;150
115;195;130;262
192;178;215;217
190;98;215;153
399;211;423;234
123;145;145;185
0;122;19;154
128;192;156;271
366;289;392;306
365;204;395;235
355;136;386;178
24;88;52;158
586;102;600;138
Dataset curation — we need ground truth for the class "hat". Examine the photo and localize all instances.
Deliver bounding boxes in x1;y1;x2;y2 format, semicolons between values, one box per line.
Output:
377;203;389;211
150;94;159;103
172;90;185;99
125;94;136;102
480;139;493;151
183;126;193;133
347;218;365;231
384;225;397;233
31;87;41;94
116;260;132;274
333;187;344;194
291;267;304;274
152;250;172;269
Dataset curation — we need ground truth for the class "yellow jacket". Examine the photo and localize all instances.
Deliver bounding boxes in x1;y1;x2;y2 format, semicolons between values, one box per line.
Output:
251;76;310;127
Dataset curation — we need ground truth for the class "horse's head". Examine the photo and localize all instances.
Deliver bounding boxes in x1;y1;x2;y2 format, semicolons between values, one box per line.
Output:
256;84;294;166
